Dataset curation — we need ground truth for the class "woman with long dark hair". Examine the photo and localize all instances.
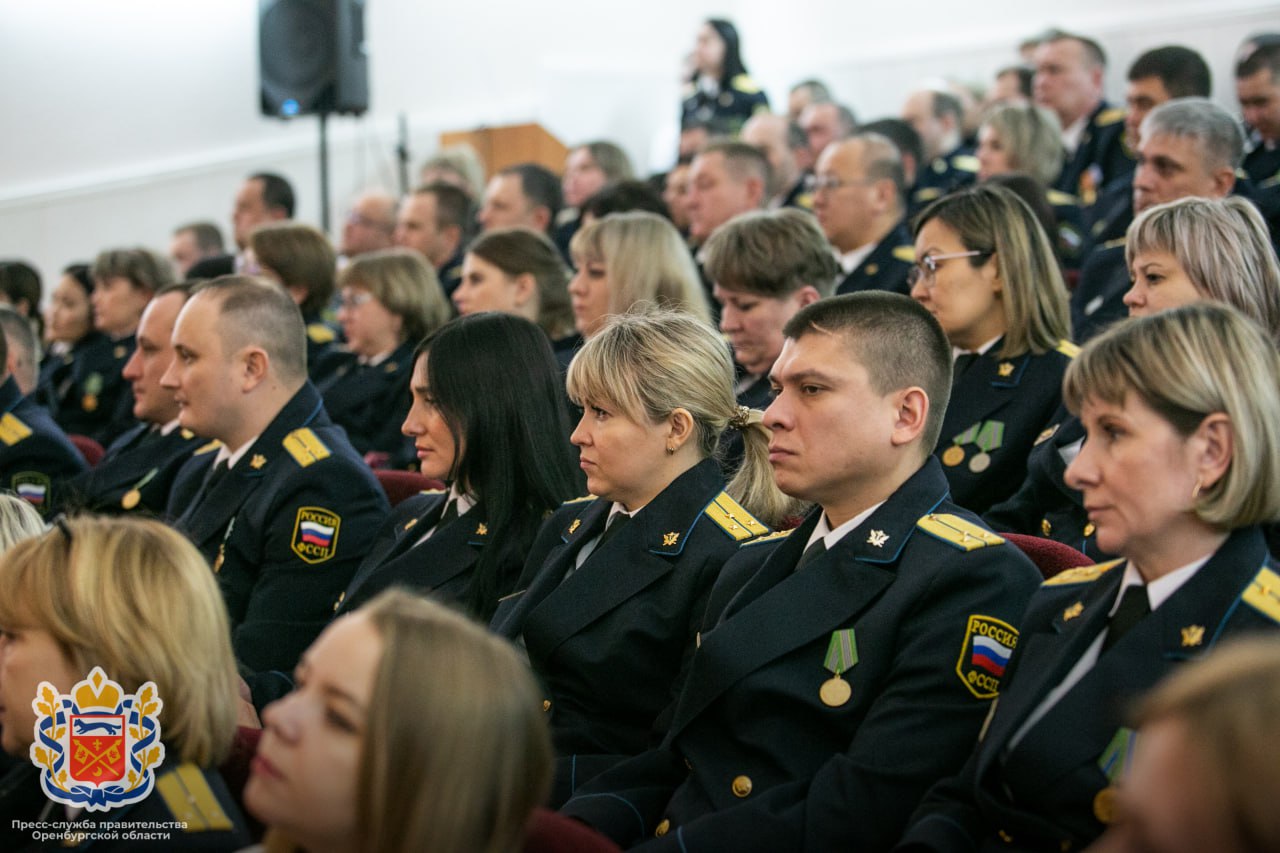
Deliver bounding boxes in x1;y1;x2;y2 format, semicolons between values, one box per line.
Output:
680;19;769;135
334;312;583;622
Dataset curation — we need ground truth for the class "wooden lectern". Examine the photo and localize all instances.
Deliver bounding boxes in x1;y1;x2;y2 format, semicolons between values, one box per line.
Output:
440;123;567;178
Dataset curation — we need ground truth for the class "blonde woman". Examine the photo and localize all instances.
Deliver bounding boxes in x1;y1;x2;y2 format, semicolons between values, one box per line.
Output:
0;493;43;552
902;303;1280;852
313;248;451;468
0;516;249;850
246;589;552;853
911;183;1074;514
567;212;710;340
490;310;792;805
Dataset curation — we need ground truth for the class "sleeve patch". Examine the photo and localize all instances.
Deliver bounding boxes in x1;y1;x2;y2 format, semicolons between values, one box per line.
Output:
0;413;32;446
917;514;1005;551
1042;558;1124;586
291;507;341;563
12;472;50;514
283;428;331;467
957;614;1019;699
704;491;770;542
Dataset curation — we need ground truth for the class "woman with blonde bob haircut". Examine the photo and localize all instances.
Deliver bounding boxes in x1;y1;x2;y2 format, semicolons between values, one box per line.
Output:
568;211;710;339
0;516;250;847
491;309;792;804
248;589;553;853
902;303;1280;853
314;248;451;467
911;182;1074;514
975;103;1065;187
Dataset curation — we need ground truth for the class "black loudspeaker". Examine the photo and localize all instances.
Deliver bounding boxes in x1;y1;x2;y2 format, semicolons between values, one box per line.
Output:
259;0;368;118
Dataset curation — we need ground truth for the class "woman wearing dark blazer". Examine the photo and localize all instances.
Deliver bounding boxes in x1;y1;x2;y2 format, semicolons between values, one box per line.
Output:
680;19;769;134
335;312;582;622
898;304;1280;853
910;183;1073;515
489;310;795;805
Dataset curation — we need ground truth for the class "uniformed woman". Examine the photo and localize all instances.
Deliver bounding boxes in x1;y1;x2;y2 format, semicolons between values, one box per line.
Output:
490;309;795;805
567;211;709;340
248;221;340;377
0;516;251;851
910;183;1073;515
986;196;1280;559
900;302;1280;853
681;19;769;135
246;589;552;853
313;248;451;468
335;312;583;622
37;263;106;415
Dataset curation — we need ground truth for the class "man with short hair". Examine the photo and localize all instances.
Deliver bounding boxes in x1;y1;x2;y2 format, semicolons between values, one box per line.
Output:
902;89;978;211
799;101;858;162
1236;39;1280;186
162;277;388;706
813;134;916;295
59;284;204;515
0;307;86;516
1073;99;1243;340
1033;30;1132;204
339;189;397;259
787;78;832;123
186;172;296;280
477;163;562;235
562;292;1040;851
685;141;769;245
395;182;474;297
741;114;809;210
170;222;226;278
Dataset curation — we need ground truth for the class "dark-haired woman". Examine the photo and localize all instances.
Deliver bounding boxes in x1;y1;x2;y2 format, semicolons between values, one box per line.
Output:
680;19;769;135
38;264;105;412
334;312;584;622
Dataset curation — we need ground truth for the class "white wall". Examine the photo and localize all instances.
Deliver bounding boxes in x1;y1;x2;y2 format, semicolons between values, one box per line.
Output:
2;0;1278;300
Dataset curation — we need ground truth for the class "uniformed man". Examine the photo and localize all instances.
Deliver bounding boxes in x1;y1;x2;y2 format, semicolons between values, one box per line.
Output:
1237;38;1280;187
1033;30;1133;206
902;89;978;212
561;293;1041;851
477;163;562;237
740;114;811;211
394;182;474;300
58;283;205;515
798;101;857;164
162;276;389;707
0;307;86;516
685;141;769;247
1072;99;1241;342
338;188;397;260
813;134;915;296
232;171;294;269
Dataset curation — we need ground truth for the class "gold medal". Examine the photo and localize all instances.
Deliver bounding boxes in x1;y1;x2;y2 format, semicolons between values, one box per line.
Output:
969;452;991;473
1083;522;1096;537
1093;785;1118;824
82;394;98;412
942;446;965;467
819;675;852;707
121;489;142;510
1041;518;1052;536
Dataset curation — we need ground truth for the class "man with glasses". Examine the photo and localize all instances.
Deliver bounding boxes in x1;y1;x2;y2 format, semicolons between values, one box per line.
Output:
338;189;397;261
813;134;915;295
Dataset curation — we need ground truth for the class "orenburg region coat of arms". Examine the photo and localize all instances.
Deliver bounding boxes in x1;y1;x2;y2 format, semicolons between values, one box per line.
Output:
29;666;165;811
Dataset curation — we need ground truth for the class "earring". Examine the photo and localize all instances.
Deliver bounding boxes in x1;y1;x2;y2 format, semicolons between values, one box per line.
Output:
1190;477;1203;502
666;444;676;455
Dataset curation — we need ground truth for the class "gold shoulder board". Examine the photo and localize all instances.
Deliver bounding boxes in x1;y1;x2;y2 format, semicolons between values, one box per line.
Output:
1046;189;1079;206
283;428;332;467
1103;237;1127;250
917;513;1005;551
731;74;762;94
1243;567;1280;624
193;439;222;456
0;413;32;446
306;323;336;344
892;245;917;263
562;494;595;505
705;491;770;542
744;528;793;546
952;154;980;173
1042;558;1124;586
1097;107;1126;126
155;763;234;832
1055;340;1081;358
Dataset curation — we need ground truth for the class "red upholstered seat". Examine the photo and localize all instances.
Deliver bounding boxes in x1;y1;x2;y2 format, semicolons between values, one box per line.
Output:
1001;532;1093;580
375;469;446;507
68;434;105;468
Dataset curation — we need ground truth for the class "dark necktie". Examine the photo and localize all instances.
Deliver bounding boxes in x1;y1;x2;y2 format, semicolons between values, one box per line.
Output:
1101;585;1150;654
796;538;827;571
953;353;979;382
438;499;459;527
596;512;631;551
203;460;230;493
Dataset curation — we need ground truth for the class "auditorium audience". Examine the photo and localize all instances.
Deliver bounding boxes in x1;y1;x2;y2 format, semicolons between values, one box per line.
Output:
901;88;977;212
334;312;582;621
0;261;43;341
685;140;769;247
170;221;227;278
338;189;397;260
740;113;809;210
419;143;487;199
394;182;474;298
478;163;563;236
247;221;340;375
0;494;43;553
798;100;857;163
246;589;552;853
37;263;103;412
900;302;1280;852
681;19;769;134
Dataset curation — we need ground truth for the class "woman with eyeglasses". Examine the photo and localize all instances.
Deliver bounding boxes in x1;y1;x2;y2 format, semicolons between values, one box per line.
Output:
313;249;451;468
910;183;1073;515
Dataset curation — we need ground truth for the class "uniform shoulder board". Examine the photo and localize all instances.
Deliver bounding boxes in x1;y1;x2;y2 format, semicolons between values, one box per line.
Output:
951;154;980;173
419;488;446;496
730;74;762;94
1042;558;1123;586
1046;189;1079;206
193;439;222;456
562;494;595;505
1055;339;1081;358
0;413;33;447
306;323;336;345
917;513;1005;551
744;528;793;547
892;245;917;263
1242;566;1280;624
704;491;770;542
155;763;235;832
1102;237;1127;250
283;428;332;467
1097;107;1126;126
914;187;943;203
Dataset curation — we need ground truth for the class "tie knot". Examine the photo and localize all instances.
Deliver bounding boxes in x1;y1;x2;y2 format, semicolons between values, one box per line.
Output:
1102;584;1150;654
